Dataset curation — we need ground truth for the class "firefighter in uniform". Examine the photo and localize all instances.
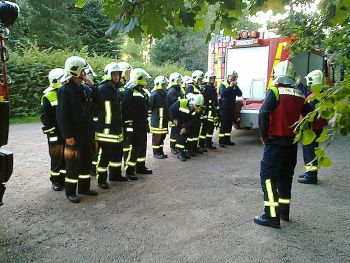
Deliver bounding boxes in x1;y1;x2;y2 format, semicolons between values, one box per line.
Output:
298;70;326;185
218;70;242;147
199;71;218;150
254;61;306;228
185;72;206;155
57;56;99;203
169;94;204;161
41;68;65;191
117;62;134;160
149;76;169;159
95;62;128;189
124;68;153;180
166;72;184;154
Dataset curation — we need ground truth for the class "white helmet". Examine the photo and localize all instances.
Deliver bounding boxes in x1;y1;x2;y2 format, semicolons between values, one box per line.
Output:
189;94;204;107
272;61;295;85
61;56;91;82
117;62;133;78
192;70;204;82
169;72;183;85
182;75;194;85
48;68;64;88
154;76;169;88
227;70;238;79
128;68;151;86
103;62;122;81
305;70;323;87
203;71;216;83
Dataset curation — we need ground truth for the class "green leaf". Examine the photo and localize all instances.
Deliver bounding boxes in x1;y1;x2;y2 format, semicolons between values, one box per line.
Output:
334;101;350;114
311;84;324;94
318;156;333;167
316;128;331;142
302;129;317;145
75;0;86;8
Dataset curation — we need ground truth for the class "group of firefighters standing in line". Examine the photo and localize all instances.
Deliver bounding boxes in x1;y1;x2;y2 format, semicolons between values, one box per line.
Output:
41;55;326;229
41;56;242;203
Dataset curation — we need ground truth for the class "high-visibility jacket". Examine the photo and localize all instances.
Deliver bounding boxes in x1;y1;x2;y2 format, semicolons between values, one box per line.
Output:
95;81;124;144
267;85;305;137
41;86;63;144
169;99;196;130
185;83;201;97
149;87;168;134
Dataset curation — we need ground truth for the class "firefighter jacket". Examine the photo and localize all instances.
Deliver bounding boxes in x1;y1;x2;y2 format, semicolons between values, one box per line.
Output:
168;99;196;131
166;84;184;109
149;87;168;135
219;82;242;110
123;86;150;143
41;87;63;144
56;80;99;144
185;84;201;97
305;93;327;131
202;84;219;122
95;81;124;144
259;85;306;143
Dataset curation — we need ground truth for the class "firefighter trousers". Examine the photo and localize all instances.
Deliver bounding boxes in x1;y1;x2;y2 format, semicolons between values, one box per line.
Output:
96;141;123;183
64;141;92;196
169;125;177;149
174;125;188;152
199;119;215;147
152;133;167;154
187;116;200;152
48;143;65;186
302;129;322;177
125;135;147;175
260;143;297;218
219;109;234;144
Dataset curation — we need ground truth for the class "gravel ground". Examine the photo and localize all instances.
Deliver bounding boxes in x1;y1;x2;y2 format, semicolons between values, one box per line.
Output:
0;123;349;263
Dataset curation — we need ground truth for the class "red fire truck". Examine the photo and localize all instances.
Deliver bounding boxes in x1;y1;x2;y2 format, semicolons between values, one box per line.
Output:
208;31;324;129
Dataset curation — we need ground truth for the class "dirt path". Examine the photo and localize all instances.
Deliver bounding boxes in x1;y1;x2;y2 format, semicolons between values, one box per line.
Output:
0;123;349;262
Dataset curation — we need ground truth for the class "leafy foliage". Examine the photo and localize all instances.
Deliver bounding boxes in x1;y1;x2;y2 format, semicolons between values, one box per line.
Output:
283;1;350;168
151;28;208;71
8;0;122;56
76;0;292;42
7;45;189;117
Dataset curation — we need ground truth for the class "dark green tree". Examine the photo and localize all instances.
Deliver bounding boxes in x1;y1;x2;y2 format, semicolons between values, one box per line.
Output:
74;2;122;57
151;28;208;71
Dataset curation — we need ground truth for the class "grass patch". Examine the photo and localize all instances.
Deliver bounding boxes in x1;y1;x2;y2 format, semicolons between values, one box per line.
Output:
10;115;40;124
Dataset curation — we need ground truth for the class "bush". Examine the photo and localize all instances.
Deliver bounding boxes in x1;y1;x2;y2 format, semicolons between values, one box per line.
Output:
7;45;190;118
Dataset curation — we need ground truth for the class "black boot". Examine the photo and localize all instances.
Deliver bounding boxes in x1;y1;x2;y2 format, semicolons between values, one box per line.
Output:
278;205;290;221
171;148;178;154
67;194;81;203
299;172;307;178
254;214;280;228
177;150;187;162
98;182;109;189
184;150;191;159
136;166;153;174
126;173;138;181
52;183;64;191
298;174;317;184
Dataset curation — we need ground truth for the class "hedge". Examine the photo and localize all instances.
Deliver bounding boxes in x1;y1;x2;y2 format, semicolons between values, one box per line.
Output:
7;45;191;117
